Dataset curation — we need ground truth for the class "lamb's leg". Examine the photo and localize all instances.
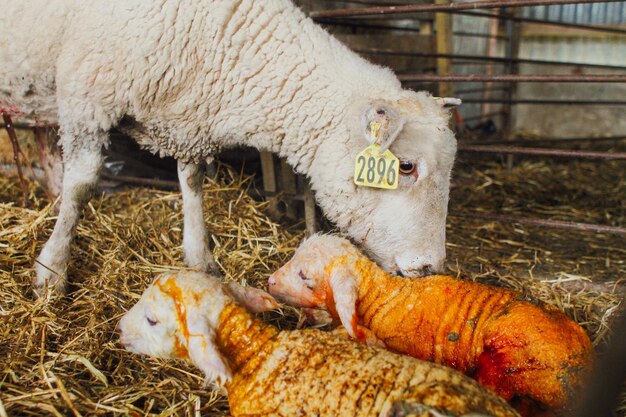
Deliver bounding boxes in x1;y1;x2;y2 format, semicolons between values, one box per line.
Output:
34;138;105;297
178;160;218;273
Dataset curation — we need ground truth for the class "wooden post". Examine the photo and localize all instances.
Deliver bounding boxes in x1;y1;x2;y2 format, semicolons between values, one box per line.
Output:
435;0;453;98
502;8;522;169
303;181;318;236
259;151;280;218
482;16;500;118
280;159;298;221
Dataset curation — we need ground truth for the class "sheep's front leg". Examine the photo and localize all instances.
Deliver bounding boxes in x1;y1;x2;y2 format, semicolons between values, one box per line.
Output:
178;160;218;273
34;140;105;297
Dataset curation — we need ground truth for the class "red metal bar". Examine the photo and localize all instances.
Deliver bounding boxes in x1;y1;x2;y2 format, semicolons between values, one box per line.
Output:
310;0;622;18
451;10;626;35
454;87;508;95
462;98;626;105
467;135;626;145
314;7;626;35
398;74;626;82
450;211;626;235
358;49;626;70
1;112;29;207
457;144;626;159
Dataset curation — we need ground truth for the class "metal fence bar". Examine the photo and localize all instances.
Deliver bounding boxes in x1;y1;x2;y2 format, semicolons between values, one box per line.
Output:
398;74;626;82
461;111;506;123
450;211;626;235
357;49;626;70
461;98;626;105
455;87;509;95
457;144;626;159
318;9;626;35
315;18;432;32
310;0;623;18
450;10;626;34
467;135;626;145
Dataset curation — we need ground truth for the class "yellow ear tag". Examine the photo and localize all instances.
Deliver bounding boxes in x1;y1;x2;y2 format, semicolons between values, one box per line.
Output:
369;121;382;140
354;144;399;190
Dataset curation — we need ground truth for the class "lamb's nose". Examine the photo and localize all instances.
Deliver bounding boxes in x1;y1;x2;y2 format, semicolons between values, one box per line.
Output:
268;276;276;286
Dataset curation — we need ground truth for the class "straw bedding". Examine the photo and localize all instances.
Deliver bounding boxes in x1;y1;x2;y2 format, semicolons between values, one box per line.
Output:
0;155;623;416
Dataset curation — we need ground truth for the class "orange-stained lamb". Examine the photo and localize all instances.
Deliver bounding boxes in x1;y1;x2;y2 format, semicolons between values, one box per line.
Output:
268;234;593;411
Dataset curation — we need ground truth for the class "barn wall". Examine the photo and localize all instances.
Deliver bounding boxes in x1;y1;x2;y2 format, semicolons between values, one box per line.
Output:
295;1;625;139
514;35;626;138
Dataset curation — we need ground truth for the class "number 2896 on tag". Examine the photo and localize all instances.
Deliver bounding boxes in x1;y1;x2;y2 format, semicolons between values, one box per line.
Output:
354;144;399;190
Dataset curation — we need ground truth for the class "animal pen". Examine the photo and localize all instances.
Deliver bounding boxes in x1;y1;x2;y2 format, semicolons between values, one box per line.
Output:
0;0;624;416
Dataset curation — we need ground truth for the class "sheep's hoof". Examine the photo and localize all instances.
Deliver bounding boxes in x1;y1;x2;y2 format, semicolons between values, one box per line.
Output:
33;260;68;298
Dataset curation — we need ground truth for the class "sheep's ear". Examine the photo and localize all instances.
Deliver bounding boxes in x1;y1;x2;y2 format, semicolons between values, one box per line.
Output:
433;96;462;108
225;282;279;313
185;317;232;387
329;268;358;339
361;102;405;153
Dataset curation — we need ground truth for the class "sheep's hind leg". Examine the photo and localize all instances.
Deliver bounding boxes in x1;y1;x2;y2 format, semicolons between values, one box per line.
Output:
34;135;106;297
178;160;218;274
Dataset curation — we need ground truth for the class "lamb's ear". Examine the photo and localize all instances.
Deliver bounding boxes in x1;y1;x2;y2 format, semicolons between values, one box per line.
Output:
328;267;358;339
361;102;405;153
185;316;232;387
225;282;280;313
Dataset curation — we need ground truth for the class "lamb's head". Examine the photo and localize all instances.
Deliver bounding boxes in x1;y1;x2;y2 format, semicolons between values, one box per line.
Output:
309;90;457;277
268;234;362;338
268;234;357;307
118;270;278;386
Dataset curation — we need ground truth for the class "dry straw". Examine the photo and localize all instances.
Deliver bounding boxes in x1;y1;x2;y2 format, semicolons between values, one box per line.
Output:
0;158;623;416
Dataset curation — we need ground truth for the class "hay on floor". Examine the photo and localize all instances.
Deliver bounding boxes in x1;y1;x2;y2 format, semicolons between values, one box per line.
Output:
0;157;623;416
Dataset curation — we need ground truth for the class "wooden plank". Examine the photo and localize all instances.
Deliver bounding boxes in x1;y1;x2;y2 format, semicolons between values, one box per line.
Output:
304;182;318;236
280;159;298;221
435;0;453;97
259;151;277;193
260;151;281;218
482;16;500;118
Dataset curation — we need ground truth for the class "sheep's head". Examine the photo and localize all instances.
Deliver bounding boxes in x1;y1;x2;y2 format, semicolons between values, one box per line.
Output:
118;270;278;387
309;91;458;278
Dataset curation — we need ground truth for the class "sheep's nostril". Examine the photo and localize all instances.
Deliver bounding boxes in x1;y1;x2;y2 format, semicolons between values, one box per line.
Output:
268;277;276;286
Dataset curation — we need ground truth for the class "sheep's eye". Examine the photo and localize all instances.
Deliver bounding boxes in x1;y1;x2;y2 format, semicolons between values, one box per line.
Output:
146;317;158;326
399;162;416;176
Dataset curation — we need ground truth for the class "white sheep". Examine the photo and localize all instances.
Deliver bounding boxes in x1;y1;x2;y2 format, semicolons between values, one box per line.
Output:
118;270;519;416
0;0;458;297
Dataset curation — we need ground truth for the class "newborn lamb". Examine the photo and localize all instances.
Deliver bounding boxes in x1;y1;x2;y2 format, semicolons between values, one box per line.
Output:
268;234;593;413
